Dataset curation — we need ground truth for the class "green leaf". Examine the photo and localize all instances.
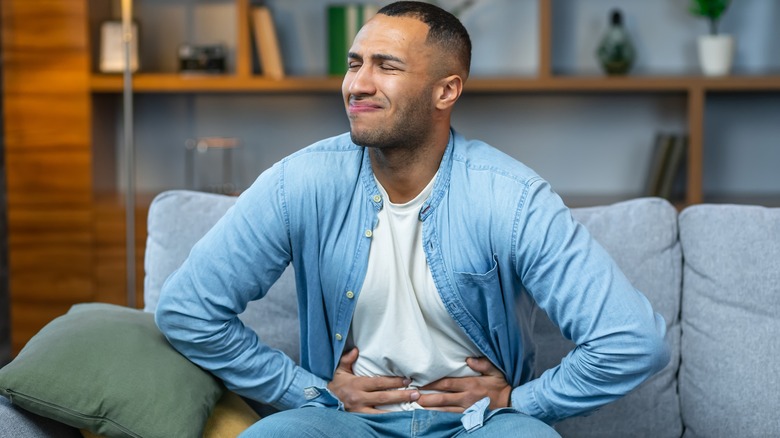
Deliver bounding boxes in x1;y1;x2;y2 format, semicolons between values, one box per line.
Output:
689;0;730;20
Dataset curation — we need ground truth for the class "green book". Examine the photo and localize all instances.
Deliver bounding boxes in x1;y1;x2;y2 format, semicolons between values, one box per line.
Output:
328;4;379;76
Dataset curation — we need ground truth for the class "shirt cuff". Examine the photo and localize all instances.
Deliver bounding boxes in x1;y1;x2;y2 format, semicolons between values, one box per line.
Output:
272;366;329;410
510;383;554;424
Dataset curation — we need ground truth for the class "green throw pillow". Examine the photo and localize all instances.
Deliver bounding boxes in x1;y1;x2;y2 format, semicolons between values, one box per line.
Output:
0;303;224;438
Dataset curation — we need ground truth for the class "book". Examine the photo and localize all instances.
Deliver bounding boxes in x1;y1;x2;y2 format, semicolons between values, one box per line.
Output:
657;134;687;200
644;132;675;197
251;5;285;79
327;4;379;76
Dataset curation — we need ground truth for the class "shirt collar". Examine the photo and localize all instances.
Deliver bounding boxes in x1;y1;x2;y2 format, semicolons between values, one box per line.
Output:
358;128;456;220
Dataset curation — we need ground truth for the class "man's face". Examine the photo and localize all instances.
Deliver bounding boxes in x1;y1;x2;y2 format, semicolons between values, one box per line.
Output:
342;14;439;149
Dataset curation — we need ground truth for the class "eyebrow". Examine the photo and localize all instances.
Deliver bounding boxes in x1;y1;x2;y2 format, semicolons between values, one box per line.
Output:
347;52;405;64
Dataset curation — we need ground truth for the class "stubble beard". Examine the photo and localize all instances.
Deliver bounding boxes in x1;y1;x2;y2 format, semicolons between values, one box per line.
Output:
349;92;435;151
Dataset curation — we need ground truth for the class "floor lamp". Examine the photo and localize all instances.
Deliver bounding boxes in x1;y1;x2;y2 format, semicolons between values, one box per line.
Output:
122;0;136;308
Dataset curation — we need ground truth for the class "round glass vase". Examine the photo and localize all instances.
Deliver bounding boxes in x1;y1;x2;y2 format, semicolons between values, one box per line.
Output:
596;9;636;76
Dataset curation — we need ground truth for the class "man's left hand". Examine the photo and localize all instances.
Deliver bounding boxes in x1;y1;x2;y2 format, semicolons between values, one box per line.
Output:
417;357;512;412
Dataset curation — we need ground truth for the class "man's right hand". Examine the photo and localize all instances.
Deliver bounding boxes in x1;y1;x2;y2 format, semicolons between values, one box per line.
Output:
327;348;420;413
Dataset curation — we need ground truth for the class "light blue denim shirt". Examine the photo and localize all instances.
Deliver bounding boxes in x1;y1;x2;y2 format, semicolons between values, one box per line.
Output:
156;130;669;425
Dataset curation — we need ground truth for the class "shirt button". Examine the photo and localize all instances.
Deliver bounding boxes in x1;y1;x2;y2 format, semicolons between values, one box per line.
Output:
364;229;373;238
335;333;343;341
373;194;382;203
346;291;355;299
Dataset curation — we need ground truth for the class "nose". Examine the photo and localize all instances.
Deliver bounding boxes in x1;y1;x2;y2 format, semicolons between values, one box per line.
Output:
345;64;376;97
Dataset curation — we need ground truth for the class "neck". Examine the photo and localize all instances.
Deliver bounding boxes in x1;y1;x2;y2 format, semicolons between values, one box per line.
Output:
369;130;448;204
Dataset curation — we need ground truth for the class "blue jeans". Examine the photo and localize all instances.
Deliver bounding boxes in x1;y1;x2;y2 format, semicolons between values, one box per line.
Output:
238;406;560;438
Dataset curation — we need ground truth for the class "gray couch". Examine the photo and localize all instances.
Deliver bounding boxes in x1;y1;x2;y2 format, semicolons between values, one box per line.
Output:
2;190;779;437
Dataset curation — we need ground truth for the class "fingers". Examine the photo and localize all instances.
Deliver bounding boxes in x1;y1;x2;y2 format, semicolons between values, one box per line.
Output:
339;387;420;412
418;357;512;411
465;356;502;376
367;388;420;407
329;348;421;412
337;348;359;372
416;391;469;411
421;377;462;392
362;375;411;392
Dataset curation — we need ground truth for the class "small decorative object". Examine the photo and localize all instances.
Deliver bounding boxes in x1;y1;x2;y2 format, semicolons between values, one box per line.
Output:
184;137;242;195
689;0;733;76
596;9;635;75
99;20;139;73
178;44;226;74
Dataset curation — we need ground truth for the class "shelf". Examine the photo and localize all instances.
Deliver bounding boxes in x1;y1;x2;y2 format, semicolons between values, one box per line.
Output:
90;73;780;94
467;76;693;93
90;74;345;93
696;75;780;92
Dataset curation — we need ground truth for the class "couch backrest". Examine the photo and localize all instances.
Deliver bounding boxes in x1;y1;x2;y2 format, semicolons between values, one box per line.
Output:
677;204;780;438
145;191;683;437
534;198;683;437
145;190;299;363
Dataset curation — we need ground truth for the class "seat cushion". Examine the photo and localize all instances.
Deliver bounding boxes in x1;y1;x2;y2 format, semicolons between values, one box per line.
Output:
678;204;780;438
0;395;82;438
144;190;300;363
533;197;683;437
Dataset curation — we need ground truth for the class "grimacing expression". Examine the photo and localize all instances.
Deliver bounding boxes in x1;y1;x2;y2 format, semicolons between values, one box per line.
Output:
342;14;441;150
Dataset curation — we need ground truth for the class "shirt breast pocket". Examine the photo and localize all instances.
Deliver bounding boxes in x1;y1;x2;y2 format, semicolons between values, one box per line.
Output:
452;255;501;329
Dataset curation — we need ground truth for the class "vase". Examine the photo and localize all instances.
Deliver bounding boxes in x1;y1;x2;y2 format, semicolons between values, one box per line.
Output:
596;9;635;75
698;34;734;77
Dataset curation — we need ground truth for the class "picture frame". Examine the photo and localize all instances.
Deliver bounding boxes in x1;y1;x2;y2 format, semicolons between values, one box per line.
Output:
99;20;139;73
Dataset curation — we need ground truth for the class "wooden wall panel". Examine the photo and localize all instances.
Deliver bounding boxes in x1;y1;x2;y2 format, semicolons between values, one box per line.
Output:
5;150;92;206
11;301;78;352
1;0;88;50
2;0;94;354
2;51;87;95
3;93;91;151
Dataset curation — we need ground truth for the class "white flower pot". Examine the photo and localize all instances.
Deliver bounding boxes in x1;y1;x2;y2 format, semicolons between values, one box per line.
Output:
698;34;734;77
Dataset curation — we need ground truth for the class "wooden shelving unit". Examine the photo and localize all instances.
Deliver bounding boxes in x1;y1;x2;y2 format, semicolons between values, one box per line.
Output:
85;0;780;207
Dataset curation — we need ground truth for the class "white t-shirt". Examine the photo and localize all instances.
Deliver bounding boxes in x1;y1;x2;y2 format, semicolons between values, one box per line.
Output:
348;174;481;411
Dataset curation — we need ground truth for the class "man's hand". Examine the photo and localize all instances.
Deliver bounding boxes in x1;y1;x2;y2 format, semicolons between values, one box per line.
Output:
417;357;512;413
327;348;420;413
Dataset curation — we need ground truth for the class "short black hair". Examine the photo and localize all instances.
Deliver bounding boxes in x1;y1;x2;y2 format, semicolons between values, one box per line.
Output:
378;1;472;78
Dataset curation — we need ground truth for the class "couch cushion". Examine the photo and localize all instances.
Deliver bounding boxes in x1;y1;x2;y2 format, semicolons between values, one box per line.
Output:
533;197;683;437
144;190;300;364
0;303;224;438
678;204;780;438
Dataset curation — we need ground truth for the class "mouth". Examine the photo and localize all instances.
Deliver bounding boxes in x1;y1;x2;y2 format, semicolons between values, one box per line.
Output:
348;98;383;114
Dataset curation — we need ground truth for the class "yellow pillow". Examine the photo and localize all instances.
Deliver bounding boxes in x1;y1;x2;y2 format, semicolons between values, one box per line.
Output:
81;391;260;438
202;391;261;437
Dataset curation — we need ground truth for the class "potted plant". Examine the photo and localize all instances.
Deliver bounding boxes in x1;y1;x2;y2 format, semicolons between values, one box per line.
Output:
690;0;733;76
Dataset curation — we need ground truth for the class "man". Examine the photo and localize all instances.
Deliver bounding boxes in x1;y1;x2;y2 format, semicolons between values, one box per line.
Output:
156;2;669;437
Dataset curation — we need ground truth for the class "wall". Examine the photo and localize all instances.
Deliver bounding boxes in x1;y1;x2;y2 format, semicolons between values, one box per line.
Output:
102;0;780;200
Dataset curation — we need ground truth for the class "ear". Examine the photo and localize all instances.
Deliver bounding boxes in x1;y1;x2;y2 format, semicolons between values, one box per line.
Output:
434;75;463;110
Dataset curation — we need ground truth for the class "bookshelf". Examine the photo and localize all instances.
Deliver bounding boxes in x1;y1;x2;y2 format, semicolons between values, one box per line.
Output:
84;0;780;207
3;0;780;352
